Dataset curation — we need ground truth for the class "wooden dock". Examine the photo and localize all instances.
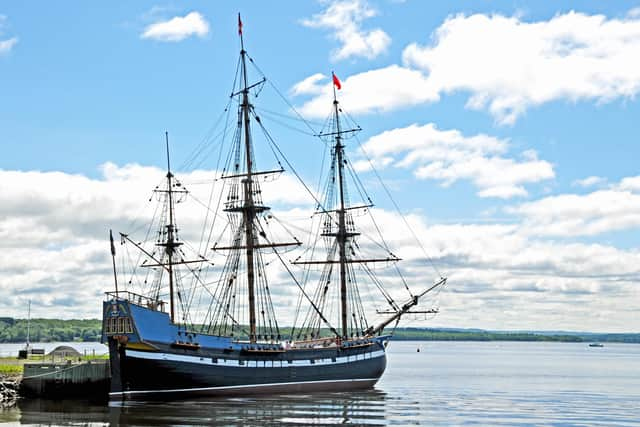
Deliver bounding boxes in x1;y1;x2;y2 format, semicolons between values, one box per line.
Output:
20;360;109;398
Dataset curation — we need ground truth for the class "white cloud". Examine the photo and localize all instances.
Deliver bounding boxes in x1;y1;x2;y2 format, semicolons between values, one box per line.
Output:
572;176;605;188
402;11;640;124
628;7;640;18
350;211;640;332
356;123;554;198
0;15;17;55
295;65;438;117
141;11;209;42
616;175;640;192
1;165;639;331
477;185;527;199
302;0;391;61
508;185;640;237
0;37;17;54
0;163;316;319
291;73;327;96
296;10;640;123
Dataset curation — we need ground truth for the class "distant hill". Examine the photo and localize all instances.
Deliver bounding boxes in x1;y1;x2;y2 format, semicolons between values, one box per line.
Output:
0;318;101;343
390;327;640;343
0;319;638;343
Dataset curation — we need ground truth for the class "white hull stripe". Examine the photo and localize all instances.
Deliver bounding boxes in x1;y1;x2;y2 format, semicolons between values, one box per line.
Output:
109;377;379;397
125;349;385;368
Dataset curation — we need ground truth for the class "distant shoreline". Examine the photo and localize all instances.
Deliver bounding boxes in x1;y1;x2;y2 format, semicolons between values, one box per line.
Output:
1;318;638;344
389;333;640;343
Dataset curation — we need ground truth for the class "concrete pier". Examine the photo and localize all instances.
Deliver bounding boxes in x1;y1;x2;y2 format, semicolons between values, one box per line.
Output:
20;361;109;398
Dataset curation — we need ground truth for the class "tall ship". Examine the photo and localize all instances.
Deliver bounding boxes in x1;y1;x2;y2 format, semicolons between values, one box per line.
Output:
102;16;446;399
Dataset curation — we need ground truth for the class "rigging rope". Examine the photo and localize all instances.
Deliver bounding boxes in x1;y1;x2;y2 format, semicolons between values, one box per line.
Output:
245;52;321;139
350;129;444;280
255;220;341;339
251;110;341;229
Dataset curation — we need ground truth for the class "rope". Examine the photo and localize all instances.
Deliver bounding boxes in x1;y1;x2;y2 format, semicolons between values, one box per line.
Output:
245;52;320;138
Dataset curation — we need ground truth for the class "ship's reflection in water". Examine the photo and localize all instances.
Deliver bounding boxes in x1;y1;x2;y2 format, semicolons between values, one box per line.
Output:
16;389;394;426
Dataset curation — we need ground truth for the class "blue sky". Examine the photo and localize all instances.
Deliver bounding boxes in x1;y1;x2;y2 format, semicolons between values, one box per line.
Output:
1;1;639;332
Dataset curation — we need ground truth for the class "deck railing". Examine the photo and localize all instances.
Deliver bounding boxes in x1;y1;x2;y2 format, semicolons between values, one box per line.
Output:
104;290;167;312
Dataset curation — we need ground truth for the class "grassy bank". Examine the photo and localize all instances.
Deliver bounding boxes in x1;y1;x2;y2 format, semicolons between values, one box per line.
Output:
0;354;109;378
0;362;22;376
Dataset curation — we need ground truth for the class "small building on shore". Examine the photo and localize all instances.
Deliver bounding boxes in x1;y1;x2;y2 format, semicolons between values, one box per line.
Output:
47;346;81;359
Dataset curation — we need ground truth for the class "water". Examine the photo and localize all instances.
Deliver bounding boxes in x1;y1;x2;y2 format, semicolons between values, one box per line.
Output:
1;341;639;426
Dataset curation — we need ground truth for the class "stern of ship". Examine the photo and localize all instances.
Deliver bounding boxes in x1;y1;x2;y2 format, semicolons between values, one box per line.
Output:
101;291;171;395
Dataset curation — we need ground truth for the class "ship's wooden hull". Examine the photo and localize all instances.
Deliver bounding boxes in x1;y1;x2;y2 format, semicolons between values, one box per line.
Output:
104;299;388;399
108;339;386;399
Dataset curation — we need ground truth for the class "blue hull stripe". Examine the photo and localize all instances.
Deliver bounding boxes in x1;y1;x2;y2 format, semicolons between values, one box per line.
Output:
125;349;386;368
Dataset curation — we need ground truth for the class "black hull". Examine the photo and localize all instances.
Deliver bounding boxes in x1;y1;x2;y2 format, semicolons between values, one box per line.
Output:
109;341;386;399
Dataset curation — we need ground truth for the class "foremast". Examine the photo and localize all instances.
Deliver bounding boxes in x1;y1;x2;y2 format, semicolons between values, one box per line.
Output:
293;73;447;341
294;78;398;340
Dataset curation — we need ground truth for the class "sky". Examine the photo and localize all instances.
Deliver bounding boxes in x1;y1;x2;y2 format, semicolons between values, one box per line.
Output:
1;1;639;332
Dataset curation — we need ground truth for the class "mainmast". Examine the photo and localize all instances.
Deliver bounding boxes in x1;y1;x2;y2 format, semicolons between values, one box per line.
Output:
239;15;258;343
210;16;305;342
333;91;349;339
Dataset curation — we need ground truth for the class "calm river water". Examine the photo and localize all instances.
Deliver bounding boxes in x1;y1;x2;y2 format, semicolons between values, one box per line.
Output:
1;341;638;426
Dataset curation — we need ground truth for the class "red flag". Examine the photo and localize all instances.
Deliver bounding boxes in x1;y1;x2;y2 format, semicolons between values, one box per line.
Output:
332;72;342;90
238;14;243;35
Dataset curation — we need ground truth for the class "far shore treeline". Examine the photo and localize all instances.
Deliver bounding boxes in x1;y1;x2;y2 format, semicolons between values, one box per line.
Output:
0;318;638;344
0;318;101;343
